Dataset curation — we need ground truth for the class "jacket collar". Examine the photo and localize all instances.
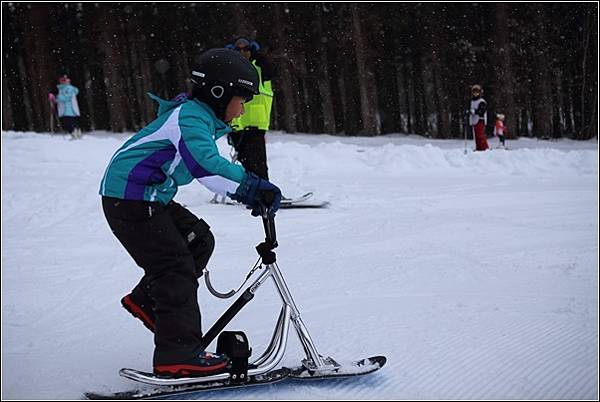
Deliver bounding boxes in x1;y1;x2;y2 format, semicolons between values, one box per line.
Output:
192;98;232;138
146;93;232;138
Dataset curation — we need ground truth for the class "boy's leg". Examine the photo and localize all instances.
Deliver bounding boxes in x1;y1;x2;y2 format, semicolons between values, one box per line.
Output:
122;274;156;332
166;200;215;278
101;197;204;365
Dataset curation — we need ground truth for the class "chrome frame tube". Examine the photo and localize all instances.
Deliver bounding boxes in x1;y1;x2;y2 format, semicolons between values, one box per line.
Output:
252;306;286;366
267;262;328;369
247;306;291;376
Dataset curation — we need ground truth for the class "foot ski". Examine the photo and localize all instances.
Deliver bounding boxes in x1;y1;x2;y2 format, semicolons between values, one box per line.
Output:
84;367;290;400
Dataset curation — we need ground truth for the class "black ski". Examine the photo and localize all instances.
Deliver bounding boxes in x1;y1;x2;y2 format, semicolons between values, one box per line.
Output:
84;367;290;400
279;201;330;209
280;192;330;209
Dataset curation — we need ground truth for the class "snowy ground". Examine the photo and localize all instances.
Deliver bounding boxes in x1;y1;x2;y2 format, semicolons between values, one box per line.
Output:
2;130;598;400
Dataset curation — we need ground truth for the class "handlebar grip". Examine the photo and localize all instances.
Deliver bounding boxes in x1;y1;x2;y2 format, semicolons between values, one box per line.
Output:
258;202;277;246
262;190;275;205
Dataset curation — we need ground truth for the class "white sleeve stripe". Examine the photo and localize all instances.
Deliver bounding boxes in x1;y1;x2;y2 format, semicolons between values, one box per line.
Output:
197;176;239;197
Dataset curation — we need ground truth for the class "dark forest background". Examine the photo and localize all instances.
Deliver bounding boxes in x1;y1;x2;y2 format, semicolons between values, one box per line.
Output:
2;2;598;139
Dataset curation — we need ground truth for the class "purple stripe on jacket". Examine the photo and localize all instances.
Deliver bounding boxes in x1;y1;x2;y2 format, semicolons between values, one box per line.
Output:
124;147;176;199
178;138;213;178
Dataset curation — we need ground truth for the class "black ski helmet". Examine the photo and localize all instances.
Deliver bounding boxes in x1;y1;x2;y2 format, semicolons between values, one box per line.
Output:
190;48;259;120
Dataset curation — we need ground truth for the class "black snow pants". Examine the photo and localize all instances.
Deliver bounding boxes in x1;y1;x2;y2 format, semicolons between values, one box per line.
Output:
228;127;269;180
101;196;215;365
59;116;79;134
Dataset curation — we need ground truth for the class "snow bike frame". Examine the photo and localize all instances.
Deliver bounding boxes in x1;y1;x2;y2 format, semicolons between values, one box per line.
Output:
132;204;339;386
204;205;339;370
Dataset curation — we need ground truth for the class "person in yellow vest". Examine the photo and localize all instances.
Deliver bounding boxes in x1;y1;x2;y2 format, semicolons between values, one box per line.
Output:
227;38;276;180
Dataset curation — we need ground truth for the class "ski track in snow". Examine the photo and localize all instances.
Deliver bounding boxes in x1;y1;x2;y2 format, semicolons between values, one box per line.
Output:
1;131;598;400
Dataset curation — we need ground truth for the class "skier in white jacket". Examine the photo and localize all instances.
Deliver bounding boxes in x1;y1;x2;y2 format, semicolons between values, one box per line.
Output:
469;84;489;151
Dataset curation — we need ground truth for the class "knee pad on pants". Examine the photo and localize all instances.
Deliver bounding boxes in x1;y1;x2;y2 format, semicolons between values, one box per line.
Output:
185;219;215;277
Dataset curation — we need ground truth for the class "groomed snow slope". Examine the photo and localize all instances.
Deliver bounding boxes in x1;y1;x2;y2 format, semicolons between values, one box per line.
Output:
2;131;598;399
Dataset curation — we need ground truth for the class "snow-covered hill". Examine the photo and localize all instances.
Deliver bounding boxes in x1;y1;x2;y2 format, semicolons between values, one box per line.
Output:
2;131;598;399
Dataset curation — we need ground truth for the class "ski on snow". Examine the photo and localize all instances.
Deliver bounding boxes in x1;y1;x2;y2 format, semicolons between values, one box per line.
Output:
209;191;330;209
280;192;330;209
85;356;386;400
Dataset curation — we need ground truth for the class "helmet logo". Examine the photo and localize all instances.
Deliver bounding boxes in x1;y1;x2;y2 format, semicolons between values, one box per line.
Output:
211;85;225;99
238;78;254;86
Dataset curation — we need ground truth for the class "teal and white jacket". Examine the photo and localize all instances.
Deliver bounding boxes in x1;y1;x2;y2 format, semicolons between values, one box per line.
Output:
99;93;246;205
56;83;80;117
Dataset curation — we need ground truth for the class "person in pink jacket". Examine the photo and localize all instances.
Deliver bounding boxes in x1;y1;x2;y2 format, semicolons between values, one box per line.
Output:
494;113;507;148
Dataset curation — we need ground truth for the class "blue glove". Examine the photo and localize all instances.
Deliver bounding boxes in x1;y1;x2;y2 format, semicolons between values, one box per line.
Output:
229;173;282;216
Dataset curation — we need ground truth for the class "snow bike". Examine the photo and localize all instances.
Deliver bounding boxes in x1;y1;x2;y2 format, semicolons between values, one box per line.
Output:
86;201;385;400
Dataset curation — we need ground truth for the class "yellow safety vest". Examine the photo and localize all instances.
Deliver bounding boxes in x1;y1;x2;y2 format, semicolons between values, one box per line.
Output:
231;61;273;131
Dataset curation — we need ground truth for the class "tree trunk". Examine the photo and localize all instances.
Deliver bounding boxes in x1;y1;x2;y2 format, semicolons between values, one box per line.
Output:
395;62;408;133
23;4;54;132
403;61;415;134
530;9;554;138
334;4;352;135
83;68;96;131
314;5;336;134
493;3;518;138
350;3;379;135
2;62;14;130
98;7;127;132
429;18;450;138
17;55;34;131
413;55;427;136
272;3;297;133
